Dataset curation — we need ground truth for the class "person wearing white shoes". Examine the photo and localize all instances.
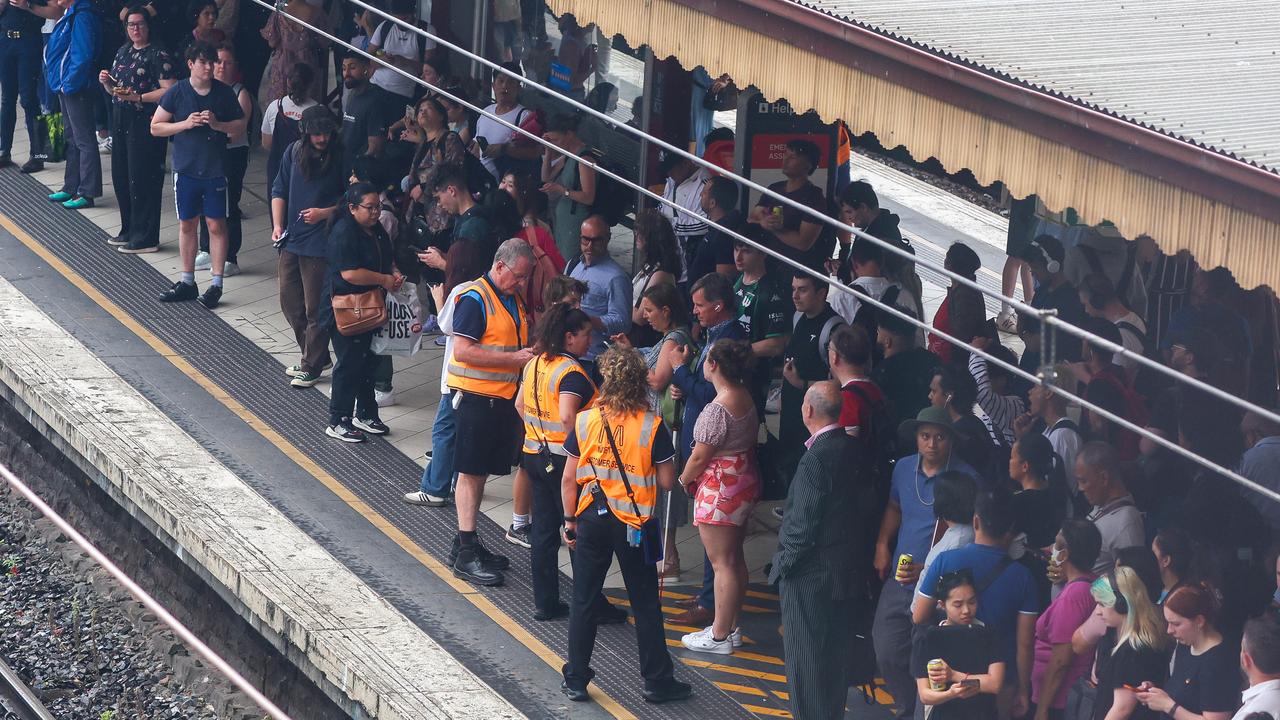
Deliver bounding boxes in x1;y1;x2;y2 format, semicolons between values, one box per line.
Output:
770;381;878;719
195;43;252;278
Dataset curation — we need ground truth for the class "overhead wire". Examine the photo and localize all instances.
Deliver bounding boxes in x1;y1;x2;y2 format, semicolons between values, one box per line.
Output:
340;0;1280;431
245;0;1280;506
0;462;296;720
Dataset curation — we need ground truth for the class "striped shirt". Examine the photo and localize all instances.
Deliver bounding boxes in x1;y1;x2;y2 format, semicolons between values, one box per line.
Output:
660;167;710;237
968;351;1025;447
1142;251;1195;351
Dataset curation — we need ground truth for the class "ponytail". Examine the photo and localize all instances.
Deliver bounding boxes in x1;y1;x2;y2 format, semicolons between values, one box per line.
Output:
531;302;591;357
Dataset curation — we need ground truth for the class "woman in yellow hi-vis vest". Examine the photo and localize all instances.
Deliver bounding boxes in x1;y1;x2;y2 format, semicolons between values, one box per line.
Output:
516;302;624;624
559;347;692;704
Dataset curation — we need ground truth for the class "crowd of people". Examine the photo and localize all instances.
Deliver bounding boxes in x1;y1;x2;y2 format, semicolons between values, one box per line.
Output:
4;1;1280;718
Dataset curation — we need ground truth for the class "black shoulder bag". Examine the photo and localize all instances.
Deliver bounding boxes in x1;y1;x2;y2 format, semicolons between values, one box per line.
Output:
600;416;664;565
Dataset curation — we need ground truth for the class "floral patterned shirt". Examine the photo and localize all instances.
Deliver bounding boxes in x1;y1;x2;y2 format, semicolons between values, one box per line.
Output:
110;43;175;111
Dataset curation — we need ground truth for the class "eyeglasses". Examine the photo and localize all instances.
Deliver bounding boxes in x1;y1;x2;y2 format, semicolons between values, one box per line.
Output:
580;234;608;243
354;203;380;212
126;22;146;28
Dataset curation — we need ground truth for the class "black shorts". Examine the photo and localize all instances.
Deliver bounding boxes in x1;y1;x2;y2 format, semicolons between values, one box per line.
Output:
453;391;521;477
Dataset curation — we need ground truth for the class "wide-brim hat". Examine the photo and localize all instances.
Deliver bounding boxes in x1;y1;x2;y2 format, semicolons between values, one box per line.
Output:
898;405;956;437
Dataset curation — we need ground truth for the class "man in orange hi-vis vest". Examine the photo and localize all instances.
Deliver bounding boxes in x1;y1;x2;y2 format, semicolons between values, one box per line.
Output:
446;238;536;587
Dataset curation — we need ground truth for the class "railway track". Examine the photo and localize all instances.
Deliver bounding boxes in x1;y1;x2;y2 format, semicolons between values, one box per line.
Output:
0;656;55;720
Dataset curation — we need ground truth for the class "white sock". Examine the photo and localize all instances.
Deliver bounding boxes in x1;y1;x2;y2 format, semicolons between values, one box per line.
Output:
512;513;531;530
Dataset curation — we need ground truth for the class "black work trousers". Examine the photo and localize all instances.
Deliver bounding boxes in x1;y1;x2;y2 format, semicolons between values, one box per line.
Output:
564;504;674;691
328;327;379;427
111;104;166;248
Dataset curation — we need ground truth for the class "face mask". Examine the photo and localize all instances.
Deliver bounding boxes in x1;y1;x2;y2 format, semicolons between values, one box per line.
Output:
1050;546;1066;567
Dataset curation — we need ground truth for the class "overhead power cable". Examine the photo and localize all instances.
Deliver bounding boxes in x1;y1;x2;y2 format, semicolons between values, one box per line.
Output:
246;0;1280;506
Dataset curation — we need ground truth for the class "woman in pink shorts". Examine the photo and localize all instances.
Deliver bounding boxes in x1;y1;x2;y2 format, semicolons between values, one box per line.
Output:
678;339;759;655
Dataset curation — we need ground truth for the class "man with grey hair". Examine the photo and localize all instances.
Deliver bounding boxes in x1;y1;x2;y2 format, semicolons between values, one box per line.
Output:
444;237;536;586
1075;441;1143;573
771;380;878;720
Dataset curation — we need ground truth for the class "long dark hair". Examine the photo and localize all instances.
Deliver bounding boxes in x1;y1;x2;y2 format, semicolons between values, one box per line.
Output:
330;182;378;234
634;209;682;277
298;130;342;182
533;303;592;357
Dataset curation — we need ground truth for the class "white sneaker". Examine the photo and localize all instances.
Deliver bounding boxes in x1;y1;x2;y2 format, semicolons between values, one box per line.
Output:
97;135;112;154
689;625;744;648
194;251;212;270
375;389;396;407
223;261;241;277
681;629;733;655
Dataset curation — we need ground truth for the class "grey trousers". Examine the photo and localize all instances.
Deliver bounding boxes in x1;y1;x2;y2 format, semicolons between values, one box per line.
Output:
872;578;918;718
58;90;102;199
780;572;852;720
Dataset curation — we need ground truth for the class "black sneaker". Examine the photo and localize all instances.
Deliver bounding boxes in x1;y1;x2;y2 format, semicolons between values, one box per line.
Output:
19;158;43;174
452;547;504;586
325;421;366;443
642;680;692;704
534;601;569;621
0;153;11;169
505;523;532;548
198;285;223;309
560;681;589;702
117;240;158;254
107;234;130;246
352;417;389;435
159;281;198;303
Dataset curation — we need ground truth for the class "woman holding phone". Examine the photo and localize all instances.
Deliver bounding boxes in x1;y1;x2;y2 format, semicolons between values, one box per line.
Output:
1090;566;1171;720
1134;584;1238;720
912;570;1005;719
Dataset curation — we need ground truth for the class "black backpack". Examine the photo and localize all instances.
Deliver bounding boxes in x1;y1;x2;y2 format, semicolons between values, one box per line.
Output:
852;284;902;367
570;149;633;227
843;381;897;509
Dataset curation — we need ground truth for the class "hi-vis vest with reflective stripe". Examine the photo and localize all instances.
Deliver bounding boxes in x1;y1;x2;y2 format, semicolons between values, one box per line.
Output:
446;275;528;399
521;354;596;456
572;407;661;530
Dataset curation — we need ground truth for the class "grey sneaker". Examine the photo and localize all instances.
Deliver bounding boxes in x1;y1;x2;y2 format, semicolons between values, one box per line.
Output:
194;251;211;270
223;261;241;277
505;524;532;549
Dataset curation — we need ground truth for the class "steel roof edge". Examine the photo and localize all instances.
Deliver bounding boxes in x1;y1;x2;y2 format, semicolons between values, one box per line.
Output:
758;0;1280;193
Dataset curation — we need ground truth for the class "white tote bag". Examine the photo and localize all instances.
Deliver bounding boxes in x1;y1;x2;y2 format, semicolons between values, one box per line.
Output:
372;282;424;356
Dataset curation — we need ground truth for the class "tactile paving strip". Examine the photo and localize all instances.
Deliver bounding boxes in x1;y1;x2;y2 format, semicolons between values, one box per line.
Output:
0;171;752;719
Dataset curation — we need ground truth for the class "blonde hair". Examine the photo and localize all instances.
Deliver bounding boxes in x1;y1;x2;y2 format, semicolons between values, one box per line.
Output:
1093;566;1170;654
595;346;649;415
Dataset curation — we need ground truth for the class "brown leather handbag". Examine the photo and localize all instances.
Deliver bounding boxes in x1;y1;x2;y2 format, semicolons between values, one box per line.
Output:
332;288;387;336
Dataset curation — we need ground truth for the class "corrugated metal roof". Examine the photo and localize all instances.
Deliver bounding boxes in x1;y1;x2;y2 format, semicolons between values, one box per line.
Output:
797;0;1280;173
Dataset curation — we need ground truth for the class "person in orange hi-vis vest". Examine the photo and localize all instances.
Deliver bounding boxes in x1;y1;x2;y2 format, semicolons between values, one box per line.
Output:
558;346;692;705
445;238;535;587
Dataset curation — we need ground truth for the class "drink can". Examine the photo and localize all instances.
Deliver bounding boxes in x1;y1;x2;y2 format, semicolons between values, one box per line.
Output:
927;658;947;691
895;552;913;580
771;205;783;218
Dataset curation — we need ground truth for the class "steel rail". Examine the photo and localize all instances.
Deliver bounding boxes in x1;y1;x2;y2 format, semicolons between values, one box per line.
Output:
0;462;296;720
0;655;56;720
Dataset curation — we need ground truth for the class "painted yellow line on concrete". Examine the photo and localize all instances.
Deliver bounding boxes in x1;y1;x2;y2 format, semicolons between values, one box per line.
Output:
663;640;783;666
741;704;793;717
0;213;642;720
658;620;756;646
745;590;780;601
713;681;766;697
679;657;788;683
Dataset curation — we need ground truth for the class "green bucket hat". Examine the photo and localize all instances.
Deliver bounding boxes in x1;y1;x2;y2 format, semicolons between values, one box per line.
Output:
898;405;956;438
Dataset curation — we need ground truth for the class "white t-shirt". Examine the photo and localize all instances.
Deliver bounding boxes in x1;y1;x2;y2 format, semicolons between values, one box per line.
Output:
437;284;465;395
830;275;926;345
475;103;525;178
261;96;318;136
370;20;436;99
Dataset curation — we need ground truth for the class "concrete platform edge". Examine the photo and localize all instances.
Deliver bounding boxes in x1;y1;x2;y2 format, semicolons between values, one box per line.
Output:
0;275;524;720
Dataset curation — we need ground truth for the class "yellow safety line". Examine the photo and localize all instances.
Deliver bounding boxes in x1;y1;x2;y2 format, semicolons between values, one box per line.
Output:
0;214;640;720
741;704;793;717
663;640;784;666
713;682;765;697
745;590;780;601
679;658;788;683
659;621;755;645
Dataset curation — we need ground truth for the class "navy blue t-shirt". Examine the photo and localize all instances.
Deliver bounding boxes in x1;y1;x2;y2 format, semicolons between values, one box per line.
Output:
158;79;244;179
1;4;44;33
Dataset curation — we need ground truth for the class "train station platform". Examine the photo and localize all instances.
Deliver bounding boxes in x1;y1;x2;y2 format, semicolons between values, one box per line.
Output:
0;121;1012;718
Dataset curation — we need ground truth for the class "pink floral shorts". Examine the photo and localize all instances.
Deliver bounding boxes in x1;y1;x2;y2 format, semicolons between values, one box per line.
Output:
692;452;759;527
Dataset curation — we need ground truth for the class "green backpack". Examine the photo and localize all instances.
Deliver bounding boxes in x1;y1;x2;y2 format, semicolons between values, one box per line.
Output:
657;328;697;431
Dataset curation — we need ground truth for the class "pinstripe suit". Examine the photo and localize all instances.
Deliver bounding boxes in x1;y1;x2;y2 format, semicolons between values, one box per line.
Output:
770;427;878;720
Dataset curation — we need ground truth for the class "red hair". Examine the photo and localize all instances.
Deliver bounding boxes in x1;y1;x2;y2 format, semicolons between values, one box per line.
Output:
1164;583;1221;625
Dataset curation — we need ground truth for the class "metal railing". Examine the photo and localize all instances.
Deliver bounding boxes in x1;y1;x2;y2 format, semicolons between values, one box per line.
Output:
248;0;1280;505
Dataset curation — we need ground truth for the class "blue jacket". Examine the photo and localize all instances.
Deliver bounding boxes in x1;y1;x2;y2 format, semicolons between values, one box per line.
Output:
45;1;100;95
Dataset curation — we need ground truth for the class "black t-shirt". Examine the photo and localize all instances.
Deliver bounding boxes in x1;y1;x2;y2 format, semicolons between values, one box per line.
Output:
1093;631;1169;720
688;209;741;283
780;306;842;443
910;623;1000;720
1;4;44;34
158;79;244;179
329;216;393;296
754;179;831;274
1025;280;1086;360
1163;642;1241;717
734;273;790;344
341;83;397;174
1013;488;1064;550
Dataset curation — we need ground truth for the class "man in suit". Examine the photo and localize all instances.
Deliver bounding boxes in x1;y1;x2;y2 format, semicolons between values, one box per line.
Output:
771;381;877;720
